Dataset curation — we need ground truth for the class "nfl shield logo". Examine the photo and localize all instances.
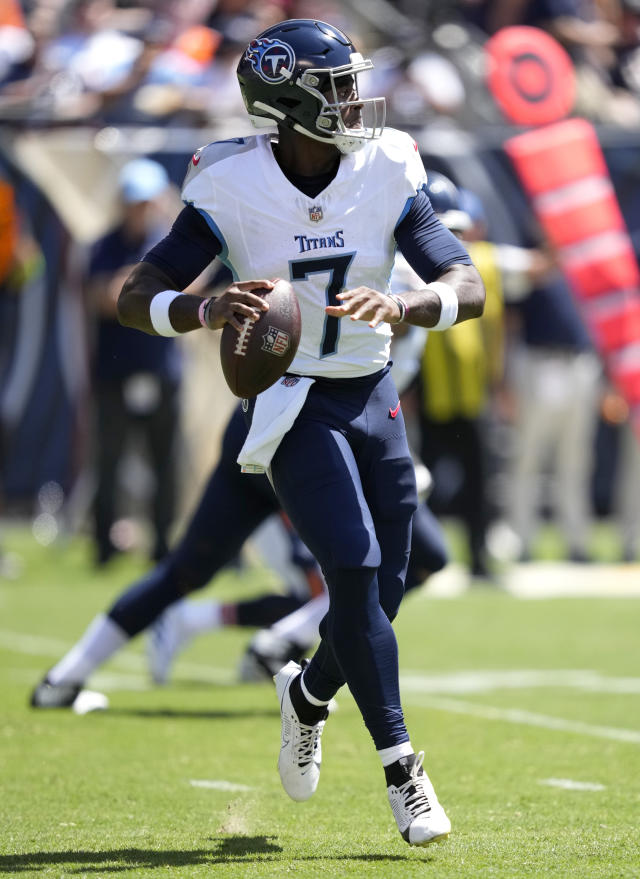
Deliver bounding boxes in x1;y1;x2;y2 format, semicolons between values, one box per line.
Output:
262;326;290;357
308;205;323;223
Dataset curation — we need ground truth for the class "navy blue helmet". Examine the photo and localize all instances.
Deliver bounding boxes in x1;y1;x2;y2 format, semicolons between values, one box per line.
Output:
237;19;385;154
425;170;471;233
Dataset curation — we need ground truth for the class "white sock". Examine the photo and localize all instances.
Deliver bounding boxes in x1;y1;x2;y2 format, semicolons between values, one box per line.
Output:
300;672;331;707
377;742;414;767
47;614;128;686
179;600;223;636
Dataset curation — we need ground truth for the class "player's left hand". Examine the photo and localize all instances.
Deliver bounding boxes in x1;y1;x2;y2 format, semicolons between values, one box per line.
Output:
325;287;402;328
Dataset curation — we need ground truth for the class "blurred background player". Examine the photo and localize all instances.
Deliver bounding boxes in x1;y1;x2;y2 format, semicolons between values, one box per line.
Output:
30;402;281;710
410;172;501;581
86;157;182;565
30;397;448;705
146;509;327;685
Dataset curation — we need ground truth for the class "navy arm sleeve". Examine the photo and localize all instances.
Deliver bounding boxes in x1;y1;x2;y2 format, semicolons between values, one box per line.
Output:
394;187;472;282
144;205;223;290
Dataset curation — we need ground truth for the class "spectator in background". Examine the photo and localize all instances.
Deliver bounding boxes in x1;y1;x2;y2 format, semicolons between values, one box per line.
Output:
0;0;146;121
86;158;181;565
131;23;223;125
35;0;148;120
425;169;601;568
505;268;602;563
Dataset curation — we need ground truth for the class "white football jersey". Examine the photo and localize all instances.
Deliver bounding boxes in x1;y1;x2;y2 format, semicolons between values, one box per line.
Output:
182;128;427;378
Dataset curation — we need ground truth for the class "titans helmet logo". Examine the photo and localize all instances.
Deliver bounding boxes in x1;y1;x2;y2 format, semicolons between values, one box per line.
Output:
245;38;295;84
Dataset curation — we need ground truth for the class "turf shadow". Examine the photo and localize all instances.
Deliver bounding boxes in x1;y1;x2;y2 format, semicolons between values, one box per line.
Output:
0;835;424;870
105;707;279;720
0;838;278;872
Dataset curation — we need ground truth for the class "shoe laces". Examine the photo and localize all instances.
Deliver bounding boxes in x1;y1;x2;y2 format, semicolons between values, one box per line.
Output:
396;751;431;816
294;718;324;767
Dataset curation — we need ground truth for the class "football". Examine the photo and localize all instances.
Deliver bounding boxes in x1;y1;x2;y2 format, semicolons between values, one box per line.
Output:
220;279;301;398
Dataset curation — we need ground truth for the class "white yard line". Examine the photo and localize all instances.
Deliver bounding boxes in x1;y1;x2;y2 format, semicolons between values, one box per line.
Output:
6;629;640;696
400;668;640;694
190;779;253;792
539;778;606;791
404;694;640;744
3;627;640;745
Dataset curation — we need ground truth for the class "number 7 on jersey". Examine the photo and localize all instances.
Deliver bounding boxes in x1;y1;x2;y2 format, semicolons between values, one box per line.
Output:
290;253;355;358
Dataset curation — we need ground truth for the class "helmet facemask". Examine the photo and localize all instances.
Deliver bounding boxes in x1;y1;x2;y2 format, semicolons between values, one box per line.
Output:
297;54;386;153
245;50;385;155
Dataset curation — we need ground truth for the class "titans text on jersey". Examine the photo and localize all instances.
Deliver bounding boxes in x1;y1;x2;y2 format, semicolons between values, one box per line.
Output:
294;230;345;253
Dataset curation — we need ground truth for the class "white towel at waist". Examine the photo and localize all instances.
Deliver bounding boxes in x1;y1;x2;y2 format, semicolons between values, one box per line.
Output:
237;375;315;474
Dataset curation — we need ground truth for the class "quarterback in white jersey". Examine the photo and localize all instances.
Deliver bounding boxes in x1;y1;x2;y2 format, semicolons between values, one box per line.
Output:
115;17;484;847
181;127;427;378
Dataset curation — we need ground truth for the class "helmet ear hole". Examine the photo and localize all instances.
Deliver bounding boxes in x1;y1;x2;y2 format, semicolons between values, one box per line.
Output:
277;97;301;110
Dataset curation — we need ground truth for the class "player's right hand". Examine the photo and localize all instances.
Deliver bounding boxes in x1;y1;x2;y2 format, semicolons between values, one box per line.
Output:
206;280;272;331
326;286;402;328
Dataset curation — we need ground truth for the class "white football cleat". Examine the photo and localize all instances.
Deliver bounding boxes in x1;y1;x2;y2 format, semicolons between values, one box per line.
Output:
30;677;108;713
274;660;326;802
387;751;451;846
146;600;192;684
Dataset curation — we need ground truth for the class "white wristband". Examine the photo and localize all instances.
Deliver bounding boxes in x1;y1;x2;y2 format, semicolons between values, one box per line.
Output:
149;290;182;337
429;282;458;331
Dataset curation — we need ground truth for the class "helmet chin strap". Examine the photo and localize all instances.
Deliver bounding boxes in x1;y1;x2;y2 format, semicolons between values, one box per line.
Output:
252;101;364;153
292;122;365;154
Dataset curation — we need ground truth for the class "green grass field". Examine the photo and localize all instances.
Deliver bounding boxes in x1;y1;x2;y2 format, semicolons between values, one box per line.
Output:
1;526;639;878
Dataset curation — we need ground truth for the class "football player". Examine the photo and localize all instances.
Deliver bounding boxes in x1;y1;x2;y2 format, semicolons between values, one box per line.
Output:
37;19;485;846
146;173;468;685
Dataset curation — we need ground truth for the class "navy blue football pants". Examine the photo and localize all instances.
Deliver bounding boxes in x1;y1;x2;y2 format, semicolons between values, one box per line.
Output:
269;368;419;750
109;396;446;748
